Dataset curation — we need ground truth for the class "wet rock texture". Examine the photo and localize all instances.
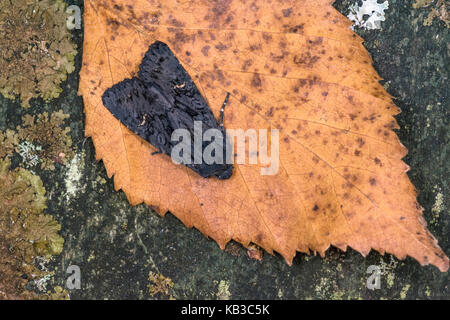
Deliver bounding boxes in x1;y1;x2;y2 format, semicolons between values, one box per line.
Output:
0;0;448;299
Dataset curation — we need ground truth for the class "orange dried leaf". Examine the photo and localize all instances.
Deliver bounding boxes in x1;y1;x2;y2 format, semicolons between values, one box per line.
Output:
79;0;449;271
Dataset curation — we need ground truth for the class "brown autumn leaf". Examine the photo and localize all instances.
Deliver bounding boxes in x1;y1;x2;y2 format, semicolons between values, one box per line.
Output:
79;0;449;271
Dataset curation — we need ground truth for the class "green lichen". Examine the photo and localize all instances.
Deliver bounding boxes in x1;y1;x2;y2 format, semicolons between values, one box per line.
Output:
400;284;411;299
314;277;345;299
0;158;64;299
311;257;363;300
16;110;74;170
424;286;432;297
0;0;77;107
379;256;399;289
386;273;395;289
431;190;444;215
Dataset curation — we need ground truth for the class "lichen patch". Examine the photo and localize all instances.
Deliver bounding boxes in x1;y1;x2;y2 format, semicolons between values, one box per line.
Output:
348;0;389;30
64;153;84;201
0;0;77;107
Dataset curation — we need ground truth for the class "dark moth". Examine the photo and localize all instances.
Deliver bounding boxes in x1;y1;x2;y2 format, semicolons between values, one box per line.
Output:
102;41;233;179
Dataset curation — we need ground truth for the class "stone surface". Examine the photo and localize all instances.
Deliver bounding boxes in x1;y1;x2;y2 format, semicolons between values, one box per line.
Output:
0;0;448;299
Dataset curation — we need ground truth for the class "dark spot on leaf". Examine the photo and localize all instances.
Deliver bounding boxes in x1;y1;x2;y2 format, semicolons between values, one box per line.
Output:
113;4;123;11
308;37;323;46
201;45;210;56
384;120;397;129
282;8;293;17
287;24;304;34
251;73;262;88
262;33;272;42
265;107;274;117
215;42;228;51
356;137;365;148
169;17;185;27
241;59;253;71
374;157;382;166
293;53;320;67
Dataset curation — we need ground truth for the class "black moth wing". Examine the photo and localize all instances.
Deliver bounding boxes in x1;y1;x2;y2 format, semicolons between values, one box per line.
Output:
138;41;219;131
102;77;174;156
102;41;233;179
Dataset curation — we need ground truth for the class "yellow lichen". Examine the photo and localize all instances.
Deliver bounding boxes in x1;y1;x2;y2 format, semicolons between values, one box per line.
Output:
147;271;175;299
400;284;411;299
217;280;231;300
413;0;435;8
414;0;449;27
378;255;399;289
0;130;18;159
39;286;69;300
0;158;64;299
0;0;77;107
431;192;444;214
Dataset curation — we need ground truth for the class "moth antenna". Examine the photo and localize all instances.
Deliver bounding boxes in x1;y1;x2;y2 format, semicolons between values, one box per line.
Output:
151;150;162;156
220;92;231;127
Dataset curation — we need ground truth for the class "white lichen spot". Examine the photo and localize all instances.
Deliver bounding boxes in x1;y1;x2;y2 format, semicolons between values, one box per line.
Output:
348;0;389;30
17;140;41;168
65;153;84;201
108;225;118;244
217;280;231;300
34;256;51;272
33;256;52;292
35;273;52;292
278;288;283;299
